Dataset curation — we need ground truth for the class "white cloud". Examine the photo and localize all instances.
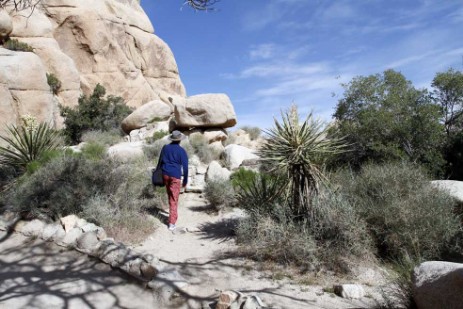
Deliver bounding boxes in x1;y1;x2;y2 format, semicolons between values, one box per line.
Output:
249;44;276;60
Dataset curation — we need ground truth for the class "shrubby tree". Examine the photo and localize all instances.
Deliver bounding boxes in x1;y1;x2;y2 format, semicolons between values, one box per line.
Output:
332;69;445;176
432;68;463;136
60;84;132;144
432;69;463;179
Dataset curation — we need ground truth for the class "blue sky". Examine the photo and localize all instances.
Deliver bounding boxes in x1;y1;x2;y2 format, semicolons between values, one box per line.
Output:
141;0;463;130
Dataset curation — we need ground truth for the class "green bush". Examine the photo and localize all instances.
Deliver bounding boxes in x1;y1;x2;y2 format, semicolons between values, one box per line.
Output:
146;130;168;144
230;167;258;190
334;162;461;260
240;126;261;140
204;178;235;210
46;73;61;95
3;38;34;52
235;173;286;217
60;84;132;144
80;141;107;160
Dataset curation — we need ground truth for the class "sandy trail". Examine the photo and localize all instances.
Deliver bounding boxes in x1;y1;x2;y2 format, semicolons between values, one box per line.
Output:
134;193;380;309
0;192;382;309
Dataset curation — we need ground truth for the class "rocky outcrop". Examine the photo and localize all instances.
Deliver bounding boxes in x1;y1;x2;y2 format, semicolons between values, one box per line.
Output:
0;0;186;135
413;261;463;309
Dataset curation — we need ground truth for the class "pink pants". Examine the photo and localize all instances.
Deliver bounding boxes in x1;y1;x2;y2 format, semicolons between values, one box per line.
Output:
163;175;181;225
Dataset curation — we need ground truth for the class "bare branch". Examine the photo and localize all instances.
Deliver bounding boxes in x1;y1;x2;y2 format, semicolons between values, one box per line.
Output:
184;0;219;11
0;0;41;12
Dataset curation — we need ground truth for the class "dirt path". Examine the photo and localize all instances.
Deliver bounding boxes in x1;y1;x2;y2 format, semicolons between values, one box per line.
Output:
134;193;382;309
0;193;384;309
0;231;158;309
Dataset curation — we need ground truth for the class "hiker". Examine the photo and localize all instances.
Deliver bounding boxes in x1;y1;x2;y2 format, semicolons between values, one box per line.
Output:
159;130;189;231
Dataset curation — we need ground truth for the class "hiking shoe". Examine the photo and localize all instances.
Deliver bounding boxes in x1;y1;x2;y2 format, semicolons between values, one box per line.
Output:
168;224;176;231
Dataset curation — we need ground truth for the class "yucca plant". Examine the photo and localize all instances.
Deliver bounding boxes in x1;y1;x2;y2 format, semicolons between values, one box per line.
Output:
259;105;347;221
0;115;61;170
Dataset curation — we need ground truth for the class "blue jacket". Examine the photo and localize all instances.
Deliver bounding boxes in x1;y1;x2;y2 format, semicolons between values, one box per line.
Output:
159;143;188;185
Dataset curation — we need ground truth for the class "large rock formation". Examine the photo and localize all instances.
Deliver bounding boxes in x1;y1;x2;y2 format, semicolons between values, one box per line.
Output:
0;0;186;136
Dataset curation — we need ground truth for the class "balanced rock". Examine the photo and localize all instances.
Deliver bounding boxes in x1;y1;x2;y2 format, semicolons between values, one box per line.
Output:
174;94;237;128
121;100;173;133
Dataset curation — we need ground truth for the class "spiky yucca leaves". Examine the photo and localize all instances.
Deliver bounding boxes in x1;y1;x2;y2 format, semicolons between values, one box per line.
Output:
0;117;61;170
259;106;347;221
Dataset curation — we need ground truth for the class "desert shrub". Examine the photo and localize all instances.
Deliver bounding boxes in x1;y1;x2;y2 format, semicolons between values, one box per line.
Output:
240;126;261;140
0;164;19;192
81;129;123;146
145;130;169;144
188;134;220;164
5;154;163;242
25;149;64;175
82;195;155;243
235;173;286;217
143;139;169;162
308;191;374;270
334;162;461;261
230;167;258;190
378;258;418;309
236;213;319;268
3;38;33;52
80;141;107;160
0;116;62;171
235;179;373;271
204;178;235;210
46;73;61;95
60;84;132;144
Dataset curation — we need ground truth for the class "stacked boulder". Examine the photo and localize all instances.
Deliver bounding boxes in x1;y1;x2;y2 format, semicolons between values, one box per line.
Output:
117;93;264;193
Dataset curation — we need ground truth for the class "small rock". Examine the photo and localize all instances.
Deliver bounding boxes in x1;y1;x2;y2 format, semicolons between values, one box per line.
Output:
59;227;83;247
42;223;65;241
21;219;46;237
242;295;264;309
75;231;99;254
333;284;365;299
60;215;80;233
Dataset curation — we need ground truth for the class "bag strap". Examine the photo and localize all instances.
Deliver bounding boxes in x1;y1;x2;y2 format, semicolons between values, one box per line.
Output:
156;145;166;170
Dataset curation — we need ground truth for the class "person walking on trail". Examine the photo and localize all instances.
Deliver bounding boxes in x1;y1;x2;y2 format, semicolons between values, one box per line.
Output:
159;130;189;231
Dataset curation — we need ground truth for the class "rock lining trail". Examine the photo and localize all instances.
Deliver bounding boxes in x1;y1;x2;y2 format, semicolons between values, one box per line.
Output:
0;192;385;308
